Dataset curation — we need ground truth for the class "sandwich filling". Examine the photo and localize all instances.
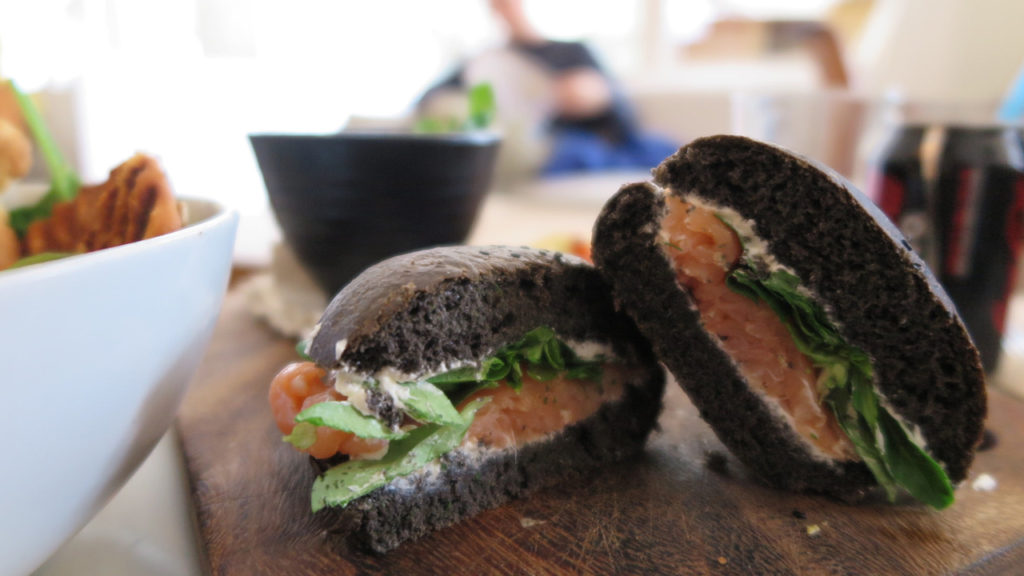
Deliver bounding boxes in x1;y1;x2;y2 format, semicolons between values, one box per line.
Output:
269;327;635;511
660;195;855;460
658;193;955;508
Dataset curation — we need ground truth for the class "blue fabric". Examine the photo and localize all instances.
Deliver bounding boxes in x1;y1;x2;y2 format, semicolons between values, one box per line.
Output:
999;65;1024;123
541;129;680;175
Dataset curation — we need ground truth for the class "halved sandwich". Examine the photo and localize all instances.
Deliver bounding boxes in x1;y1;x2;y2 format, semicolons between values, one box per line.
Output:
592;135;986;507
269;245;665;552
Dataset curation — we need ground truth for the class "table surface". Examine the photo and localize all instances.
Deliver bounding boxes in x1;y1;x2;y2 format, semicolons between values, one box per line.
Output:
178;291;1024;576
31;179;1024;575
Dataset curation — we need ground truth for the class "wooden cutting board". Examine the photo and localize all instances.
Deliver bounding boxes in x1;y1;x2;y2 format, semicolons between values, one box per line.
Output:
177;290;1024;575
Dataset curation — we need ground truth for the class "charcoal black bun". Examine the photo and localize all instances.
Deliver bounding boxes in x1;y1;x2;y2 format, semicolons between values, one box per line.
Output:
592;135;986;500
310;245;655;375
308;245;665;552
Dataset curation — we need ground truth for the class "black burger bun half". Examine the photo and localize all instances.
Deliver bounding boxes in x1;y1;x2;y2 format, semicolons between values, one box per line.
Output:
307;245;665;552
591;135;986;501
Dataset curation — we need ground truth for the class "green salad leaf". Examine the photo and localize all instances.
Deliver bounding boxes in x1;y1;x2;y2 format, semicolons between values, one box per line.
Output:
295;327;603;435
8;251;73;269
879;409;955;509
485;326;605;390
415;81;496;134
467;82;496;130
283;422;318;450
295;401;408;440
424;326;604;393
727;265;954;509
294;339;311;361
6;81;80;235
425;357;504;389
298;325;609;511
311;398;489;512
401;380;464;426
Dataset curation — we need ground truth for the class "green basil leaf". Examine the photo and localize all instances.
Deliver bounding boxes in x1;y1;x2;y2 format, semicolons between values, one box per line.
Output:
727;262;955;509
282;422;318;450
851;372;878;429
424;326;600;395
828;388;898;502
565;363;602;382
302;323;614;513
526;363;559;381
426;365;480;387
406;397;489;465
482;356;512;381
518;327;551;365
311;398;489;511
294;339;311;361
508;360;524;389
402;380;463;426
544;339;566;371
311;458;393;513
295;401;406;440
878;409;955;509
448;379;500;406
426;355;511;390
301;325;603;446
426;355;515;391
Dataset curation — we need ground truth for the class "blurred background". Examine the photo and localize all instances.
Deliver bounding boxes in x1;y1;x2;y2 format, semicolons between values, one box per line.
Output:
2;0;1024;263
5;4;1024;573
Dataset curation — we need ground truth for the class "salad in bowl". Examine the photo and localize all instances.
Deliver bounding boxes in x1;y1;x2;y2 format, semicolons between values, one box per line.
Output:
0;79;238;575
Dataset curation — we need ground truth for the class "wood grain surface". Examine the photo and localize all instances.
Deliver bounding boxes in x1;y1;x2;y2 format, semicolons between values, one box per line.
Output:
177;291;1024;576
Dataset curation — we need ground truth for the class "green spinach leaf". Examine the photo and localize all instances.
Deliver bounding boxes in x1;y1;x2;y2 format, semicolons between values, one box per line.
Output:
401;380;464;426
727;264;954;509
283;422;318;450
297;326;608;511
878;408;955;509
6;81;79;235
295;401;408;440
311;398;489;511
294;339;311;361
424;327;603;392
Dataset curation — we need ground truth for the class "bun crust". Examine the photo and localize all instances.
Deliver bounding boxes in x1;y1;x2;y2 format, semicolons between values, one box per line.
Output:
593;135;985;498
311;245;653;376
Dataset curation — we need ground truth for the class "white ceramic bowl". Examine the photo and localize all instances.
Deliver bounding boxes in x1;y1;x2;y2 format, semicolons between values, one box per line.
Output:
0;198;238;576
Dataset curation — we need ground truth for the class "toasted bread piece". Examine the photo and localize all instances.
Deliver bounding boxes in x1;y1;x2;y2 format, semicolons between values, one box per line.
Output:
24;153;182;255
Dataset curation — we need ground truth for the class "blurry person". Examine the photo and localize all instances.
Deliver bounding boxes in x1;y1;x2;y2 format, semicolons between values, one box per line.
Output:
417;0;677;182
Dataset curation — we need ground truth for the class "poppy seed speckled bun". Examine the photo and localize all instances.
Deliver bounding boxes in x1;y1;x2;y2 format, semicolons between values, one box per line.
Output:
307;245;665;553
592;135;985;501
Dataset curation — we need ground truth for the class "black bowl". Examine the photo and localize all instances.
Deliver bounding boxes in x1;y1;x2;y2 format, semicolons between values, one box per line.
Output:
250;132;500;295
